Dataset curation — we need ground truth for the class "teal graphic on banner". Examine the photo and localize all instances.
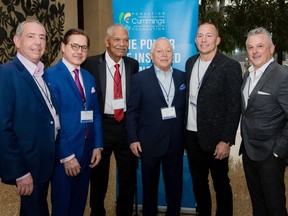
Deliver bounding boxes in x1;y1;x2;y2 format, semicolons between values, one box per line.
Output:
112;0;199;71
112;0;199;213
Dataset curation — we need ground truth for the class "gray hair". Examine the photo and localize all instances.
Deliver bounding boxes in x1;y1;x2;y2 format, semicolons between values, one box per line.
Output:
15;20;45;36
151;37;173;53
246;27;273;45
106;23;128;37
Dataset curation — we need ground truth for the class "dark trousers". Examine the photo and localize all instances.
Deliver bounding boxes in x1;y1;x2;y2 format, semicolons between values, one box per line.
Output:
20;181;50;216
242;150;287;216
141;153;183;216
90;117;137;216
185;131;232;216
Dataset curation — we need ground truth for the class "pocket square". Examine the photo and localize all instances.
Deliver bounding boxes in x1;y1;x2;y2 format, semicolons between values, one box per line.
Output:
91;87;96;93
180;84;186;90
257;91;270;95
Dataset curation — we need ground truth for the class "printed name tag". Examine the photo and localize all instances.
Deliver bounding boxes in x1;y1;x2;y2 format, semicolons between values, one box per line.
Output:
81;110;93;123
161;106;177;120
112;98;125;110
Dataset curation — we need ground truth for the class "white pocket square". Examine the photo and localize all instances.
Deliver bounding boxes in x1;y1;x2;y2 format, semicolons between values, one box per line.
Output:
91;87;96;93
257;91;270;95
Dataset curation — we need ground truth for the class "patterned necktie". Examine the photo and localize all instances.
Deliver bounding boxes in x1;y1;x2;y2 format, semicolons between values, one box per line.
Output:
114;64;124;122
73;69;86;103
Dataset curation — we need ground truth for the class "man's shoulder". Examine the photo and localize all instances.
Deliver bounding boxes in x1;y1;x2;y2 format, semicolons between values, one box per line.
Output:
123;56;138;64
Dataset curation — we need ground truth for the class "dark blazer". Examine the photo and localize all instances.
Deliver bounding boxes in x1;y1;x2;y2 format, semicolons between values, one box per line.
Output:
0;57;57;185
186;51;242;152
82;52;139;113
44;59;103;162
126;66;186;157
240;61;288;161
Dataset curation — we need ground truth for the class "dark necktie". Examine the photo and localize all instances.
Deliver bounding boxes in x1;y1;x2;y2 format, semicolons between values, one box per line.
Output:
114;64;124;122
73;69;89;138
73;69;86;103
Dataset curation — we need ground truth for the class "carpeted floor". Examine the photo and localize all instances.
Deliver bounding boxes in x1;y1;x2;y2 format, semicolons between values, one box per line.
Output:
1;152;287;216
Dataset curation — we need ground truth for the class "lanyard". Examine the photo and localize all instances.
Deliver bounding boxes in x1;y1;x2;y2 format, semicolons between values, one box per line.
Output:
33;76;54;109
197;58;206;89
106;61;123;88
157;74;173;105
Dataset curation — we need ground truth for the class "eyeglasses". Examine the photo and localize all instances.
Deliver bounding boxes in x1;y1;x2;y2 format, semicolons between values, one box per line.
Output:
68;43;89;53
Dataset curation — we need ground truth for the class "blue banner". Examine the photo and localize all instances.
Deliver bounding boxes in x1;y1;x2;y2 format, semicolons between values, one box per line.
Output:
112;0;199;212
112;0;199;71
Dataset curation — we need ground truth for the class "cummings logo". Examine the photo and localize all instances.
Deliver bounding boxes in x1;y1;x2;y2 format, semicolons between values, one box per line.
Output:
119;12;132;24
118;11;166;31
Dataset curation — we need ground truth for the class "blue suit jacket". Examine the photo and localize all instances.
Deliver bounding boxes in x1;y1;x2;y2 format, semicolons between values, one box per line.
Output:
0;57;57;185
126;66;186;157
44;60;103;163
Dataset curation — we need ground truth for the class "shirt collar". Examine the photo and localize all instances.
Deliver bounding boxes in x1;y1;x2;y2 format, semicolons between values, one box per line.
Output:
248;58;274;75
62;58;80;73
154;65;173;76
105;51;123;69
17;53;44;77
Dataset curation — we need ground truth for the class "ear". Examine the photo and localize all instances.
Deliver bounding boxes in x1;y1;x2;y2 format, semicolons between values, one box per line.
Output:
104;37;109;47
150;52;154;62
270;43;275;55
13;35;20;49
61;42;66;53
216;37;221;46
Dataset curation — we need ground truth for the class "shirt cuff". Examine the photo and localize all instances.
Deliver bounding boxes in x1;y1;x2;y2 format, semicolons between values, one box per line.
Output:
16;172;31;181
60;154;75;163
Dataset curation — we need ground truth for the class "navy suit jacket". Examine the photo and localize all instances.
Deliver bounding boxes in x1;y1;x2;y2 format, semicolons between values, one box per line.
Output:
44;60;103;163
126;66;186;157
82;52;139;114
186;52;242;152
0;57;57;185
240;61;288;161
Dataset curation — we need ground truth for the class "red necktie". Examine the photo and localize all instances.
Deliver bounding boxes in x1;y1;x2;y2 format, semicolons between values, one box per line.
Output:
114;64;124;122
73;69;89;138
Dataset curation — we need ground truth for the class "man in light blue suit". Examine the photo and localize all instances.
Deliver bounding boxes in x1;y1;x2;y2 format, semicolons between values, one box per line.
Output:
126;38;186;216
45;28;104;216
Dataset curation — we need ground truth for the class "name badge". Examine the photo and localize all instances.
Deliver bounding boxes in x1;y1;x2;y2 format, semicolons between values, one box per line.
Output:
81;110;93;123
112;98;125;110
55;114;61;130
161;106;177;120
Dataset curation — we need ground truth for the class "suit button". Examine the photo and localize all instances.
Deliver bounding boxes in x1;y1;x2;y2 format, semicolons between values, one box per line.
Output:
50;121;54;124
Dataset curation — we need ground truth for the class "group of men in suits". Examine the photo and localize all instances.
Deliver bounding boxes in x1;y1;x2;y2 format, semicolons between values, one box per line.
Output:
0;19;288;216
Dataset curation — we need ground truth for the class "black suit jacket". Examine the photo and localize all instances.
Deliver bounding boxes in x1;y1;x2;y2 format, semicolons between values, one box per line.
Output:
186;51;242;152
240;61;288;161
82;52;139;113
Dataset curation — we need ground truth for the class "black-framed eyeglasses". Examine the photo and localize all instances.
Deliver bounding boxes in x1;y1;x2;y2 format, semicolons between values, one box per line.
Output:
68;43;89;53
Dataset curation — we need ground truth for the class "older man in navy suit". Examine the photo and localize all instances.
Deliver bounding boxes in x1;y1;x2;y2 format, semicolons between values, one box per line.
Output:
0;20;59;216
126;37;186;216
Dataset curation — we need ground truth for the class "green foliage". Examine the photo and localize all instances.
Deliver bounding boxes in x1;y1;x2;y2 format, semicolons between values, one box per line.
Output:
199;0;288;63
0;0;65;66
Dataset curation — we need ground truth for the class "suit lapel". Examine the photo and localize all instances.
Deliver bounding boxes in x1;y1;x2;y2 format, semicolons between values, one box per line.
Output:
172;71;180;106
148;66;171;106
245;62;276;110
58;60;85;108
16;58;51;115
98;55;107;108
124;58;132;102
241;71;249;111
